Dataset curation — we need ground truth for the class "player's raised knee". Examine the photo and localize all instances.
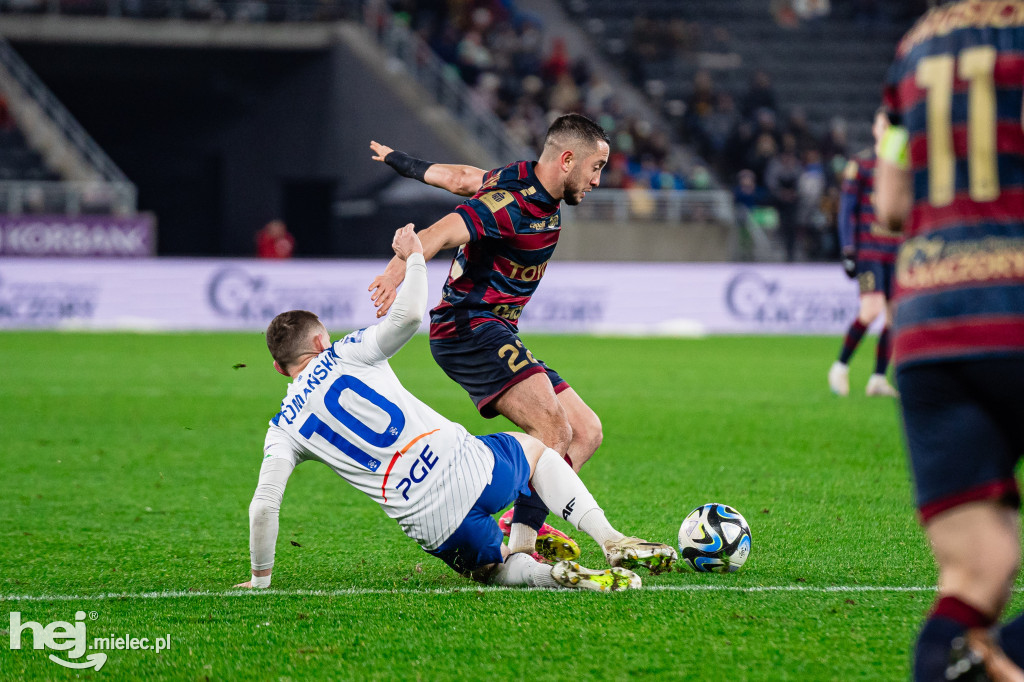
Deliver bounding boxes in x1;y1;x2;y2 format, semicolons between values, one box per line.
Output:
543;418;573;455
528;402;572;454
858;293;885;323
570;410;602;465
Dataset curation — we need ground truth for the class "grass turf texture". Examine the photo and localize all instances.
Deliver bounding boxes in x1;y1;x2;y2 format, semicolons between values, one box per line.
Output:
1;331;1019;680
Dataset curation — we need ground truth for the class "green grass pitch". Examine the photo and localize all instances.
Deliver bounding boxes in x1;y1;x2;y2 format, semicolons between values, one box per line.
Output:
1;331;1020;680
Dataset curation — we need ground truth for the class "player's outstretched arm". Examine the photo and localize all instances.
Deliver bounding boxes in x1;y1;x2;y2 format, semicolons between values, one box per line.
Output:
370;140;486;197
875;125;913;232
876;160;912;232
837;172;859;279
368;213;469;318
234;452;296;589
374;224;428;357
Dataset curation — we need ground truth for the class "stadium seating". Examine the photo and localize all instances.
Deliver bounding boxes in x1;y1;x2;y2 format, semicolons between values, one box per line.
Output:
0;0;360;21
560;0;913;151
0;125;61;183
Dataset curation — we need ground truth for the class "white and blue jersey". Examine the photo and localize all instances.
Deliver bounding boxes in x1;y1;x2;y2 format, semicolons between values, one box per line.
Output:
263;325;495;550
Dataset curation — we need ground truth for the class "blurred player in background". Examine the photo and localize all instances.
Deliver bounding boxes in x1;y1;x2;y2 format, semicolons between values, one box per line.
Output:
877;1;1024;679
828;108;901;398
235;225;676;593
367;114;617;565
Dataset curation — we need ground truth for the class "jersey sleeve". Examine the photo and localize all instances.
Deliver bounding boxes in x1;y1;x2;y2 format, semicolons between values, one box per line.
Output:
481;167;501;185
455;189;524;242
330;327;386;366
263;423;304;466
332;252;428;364
370;253;428;358
250;426;303;577
882;58;904;124
838;160;860;252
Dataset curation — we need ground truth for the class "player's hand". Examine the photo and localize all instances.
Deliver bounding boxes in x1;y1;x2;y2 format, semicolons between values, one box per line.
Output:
370;140;394;163
841;249;857;279
369;274;398;318
391;223;423;260
233;580;254;589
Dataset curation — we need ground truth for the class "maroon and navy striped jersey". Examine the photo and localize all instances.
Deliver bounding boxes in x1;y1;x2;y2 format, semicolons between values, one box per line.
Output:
429;160;561;340
840;152;902;265
883;0;1024;368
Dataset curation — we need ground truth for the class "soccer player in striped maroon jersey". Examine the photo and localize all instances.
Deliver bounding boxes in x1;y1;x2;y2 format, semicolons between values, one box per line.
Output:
365;115;671;574
877;2;1024;679
828;109;902;398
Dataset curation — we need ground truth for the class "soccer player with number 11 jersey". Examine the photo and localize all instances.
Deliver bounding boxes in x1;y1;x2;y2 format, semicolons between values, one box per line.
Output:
877;1;1024;678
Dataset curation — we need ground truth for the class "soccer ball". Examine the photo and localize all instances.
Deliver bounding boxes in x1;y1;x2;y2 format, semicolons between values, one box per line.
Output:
678;503;752;573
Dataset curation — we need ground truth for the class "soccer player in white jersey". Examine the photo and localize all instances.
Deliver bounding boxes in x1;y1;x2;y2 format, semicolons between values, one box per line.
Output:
235;225;676;592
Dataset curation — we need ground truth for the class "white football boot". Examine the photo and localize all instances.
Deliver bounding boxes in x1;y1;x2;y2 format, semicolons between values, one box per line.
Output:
866;374;899;398
828;361;850;397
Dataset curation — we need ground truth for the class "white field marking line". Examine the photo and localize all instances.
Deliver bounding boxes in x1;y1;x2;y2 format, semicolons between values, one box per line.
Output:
0;584;976;603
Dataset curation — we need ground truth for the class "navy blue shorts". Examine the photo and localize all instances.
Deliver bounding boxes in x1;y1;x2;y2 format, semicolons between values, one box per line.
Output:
427;433;533;575
856;260;894;298
896;357;1024;523
430;322;569;418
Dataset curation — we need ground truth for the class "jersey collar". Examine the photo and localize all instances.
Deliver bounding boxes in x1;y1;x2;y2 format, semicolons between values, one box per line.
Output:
527;161;559;207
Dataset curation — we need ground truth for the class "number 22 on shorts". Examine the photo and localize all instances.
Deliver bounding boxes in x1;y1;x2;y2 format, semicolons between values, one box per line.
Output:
498;340;536;372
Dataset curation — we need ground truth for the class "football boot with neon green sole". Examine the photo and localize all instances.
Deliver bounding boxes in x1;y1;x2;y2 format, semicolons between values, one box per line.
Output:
498;509;580;563
551;561;641;592
603;537;678;575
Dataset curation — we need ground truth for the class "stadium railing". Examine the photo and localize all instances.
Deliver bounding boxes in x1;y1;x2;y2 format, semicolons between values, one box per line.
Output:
0;180;137;214
356;2;531;166
0;37;128;185
0;36;138;214
566;188;735;226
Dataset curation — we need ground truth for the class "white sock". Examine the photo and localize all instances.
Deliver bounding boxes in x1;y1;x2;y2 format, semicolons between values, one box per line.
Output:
490;552;559;588
530;448;600;530
508;523;538;555
579;508;624;548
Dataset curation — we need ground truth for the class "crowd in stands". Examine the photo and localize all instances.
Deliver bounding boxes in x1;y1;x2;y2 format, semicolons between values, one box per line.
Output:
388;0;914;259
0;0;356;21
390;0;699;192
680;68;856;261
1;0;932;258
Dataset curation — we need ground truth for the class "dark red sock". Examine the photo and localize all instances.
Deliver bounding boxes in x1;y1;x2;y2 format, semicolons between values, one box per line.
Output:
839;319;868;364
931;595;996;629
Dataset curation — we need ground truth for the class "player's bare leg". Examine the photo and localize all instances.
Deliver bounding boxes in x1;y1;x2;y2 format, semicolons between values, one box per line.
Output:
929;502;1019;623
555;387;603;472
866;300;898;397
915;502;1024;681
494;373;573;454
507;432;676;574
493;374;574;554
493;381;604;557
830;291;887;396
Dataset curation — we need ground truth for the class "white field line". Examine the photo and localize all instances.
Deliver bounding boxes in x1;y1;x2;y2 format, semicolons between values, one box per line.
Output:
0;584;966;603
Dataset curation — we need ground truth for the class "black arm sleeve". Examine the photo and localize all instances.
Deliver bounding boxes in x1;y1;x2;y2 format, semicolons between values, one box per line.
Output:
384;151;434;183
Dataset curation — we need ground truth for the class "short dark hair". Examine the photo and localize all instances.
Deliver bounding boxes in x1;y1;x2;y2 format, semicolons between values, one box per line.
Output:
266;310;324;371
543;113;610;153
